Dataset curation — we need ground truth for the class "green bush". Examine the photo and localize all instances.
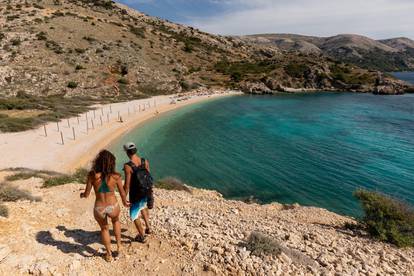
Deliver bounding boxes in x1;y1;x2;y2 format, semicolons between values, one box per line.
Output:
43;168;88;188
0;183;41;202
354;189;414;247
183;42;193;53
155;177;191;193
246;232;282;256
284;63;308;78
0;203;8;217
67;81;78;89
129;25;146;38
36;31;47;40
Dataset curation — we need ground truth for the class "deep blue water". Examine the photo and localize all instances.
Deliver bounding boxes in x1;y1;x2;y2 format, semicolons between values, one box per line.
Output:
390;71;414;84
111;93;414;217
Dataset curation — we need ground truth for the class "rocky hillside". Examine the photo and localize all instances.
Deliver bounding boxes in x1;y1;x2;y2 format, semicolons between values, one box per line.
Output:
0;170;413;275
0;0;410;100
240;34;414;72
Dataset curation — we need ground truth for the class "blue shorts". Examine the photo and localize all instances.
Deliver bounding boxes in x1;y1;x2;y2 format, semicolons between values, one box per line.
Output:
130;197;148;221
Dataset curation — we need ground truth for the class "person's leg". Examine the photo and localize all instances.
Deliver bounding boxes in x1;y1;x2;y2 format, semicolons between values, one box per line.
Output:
109;206;122;254
94;211;112;261
134;216;145;238
130;202;145;242
141;208;151;234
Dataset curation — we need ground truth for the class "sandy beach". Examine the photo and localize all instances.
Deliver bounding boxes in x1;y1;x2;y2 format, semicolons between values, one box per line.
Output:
0;90;240;173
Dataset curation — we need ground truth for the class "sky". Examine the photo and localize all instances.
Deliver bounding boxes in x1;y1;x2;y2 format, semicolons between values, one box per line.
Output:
117;0;414;39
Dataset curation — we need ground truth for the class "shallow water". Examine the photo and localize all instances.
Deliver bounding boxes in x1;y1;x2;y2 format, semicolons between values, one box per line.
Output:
111;93;414;217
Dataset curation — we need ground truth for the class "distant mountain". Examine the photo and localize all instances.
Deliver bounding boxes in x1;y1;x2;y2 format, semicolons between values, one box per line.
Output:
239;34;414;72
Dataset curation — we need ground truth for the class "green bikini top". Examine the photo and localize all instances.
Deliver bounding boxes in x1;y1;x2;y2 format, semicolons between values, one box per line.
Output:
98;177;111;193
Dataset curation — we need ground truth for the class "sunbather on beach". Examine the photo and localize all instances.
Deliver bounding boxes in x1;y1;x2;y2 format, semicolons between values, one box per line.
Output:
80;150;129;262
123;142;154;243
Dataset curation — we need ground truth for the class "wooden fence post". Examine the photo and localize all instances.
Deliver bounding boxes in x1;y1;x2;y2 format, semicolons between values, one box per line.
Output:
60;131;64;145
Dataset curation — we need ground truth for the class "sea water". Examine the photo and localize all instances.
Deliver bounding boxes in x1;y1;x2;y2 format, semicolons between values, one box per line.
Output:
111;93;414;217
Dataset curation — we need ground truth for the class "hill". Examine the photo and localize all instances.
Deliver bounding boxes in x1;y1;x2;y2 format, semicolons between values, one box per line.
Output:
0;170;413;275
0;0;411;132
240;34;414;72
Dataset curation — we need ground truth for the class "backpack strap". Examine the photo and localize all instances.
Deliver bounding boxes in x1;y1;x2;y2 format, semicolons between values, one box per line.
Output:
125;161;137;171
140;158;146;169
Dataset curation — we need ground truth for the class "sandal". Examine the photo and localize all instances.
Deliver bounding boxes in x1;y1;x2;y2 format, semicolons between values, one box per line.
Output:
145;228;152;235
135;234;146;243
103;253;113;262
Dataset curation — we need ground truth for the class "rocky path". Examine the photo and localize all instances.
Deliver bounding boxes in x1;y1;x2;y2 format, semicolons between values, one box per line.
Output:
0;172;413;275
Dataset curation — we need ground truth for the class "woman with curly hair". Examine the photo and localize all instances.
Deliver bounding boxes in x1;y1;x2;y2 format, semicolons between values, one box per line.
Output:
80;150;129;262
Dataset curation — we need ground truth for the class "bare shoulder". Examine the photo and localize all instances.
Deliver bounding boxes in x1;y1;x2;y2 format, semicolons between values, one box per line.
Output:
111;172;122;180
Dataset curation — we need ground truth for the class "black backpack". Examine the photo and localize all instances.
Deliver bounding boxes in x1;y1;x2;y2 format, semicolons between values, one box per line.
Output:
127;158;154;204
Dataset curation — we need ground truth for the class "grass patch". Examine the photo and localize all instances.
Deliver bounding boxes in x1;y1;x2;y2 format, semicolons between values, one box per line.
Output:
155;177;191;193
43;168;88;188
0;183;41;202
354;189;414;247
6;172;43;181
246;231;282;256
0;94;99;132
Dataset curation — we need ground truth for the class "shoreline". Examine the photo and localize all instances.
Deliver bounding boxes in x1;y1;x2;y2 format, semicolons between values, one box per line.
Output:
0;90;241;173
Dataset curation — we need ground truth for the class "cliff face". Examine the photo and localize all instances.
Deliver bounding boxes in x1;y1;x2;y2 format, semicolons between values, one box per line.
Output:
0;0;410;101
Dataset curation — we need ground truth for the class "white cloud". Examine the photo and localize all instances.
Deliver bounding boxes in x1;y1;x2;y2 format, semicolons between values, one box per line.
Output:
187;0;414;39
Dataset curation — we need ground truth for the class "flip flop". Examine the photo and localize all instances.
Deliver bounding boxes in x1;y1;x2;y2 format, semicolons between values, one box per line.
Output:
135;234;146;243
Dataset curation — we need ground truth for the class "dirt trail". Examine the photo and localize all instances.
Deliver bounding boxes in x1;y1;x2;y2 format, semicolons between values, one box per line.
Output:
0;173;207;275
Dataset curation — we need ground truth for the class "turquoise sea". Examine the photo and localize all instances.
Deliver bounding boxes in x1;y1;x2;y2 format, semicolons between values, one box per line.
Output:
111;90;414;217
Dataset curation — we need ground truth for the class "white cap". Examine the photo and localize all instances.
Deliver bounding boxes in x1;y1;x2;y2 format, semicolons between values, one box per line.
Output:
123;142;136;151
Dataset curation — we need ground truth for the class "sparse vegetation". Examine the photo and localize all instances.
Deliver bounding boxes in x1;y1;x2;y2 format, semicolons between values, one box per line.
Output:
155;177;192;193
284;63;308;78
36;31;47;40
0;95;97;132
117;78;129;84
43;168;88;188
183;41;193;53
6;172;42;182
354;189;414;247
0;183;41;202
0;203;8;217
246;232;282;256
67;81;78;89
129;25;146;39
11;38;21;46
45;40;64;54
215;60;278;82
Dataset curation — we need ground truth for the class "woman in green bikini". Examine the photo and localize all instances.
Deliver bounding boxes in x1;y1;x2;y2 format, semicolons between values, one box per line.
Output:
80;150;129;262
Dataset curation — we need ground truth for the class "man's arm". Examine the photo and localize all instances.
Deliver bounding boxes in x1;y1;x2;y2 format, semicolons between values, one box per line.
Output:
116;174;129;207
123;164;131;196
145;160;150;172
